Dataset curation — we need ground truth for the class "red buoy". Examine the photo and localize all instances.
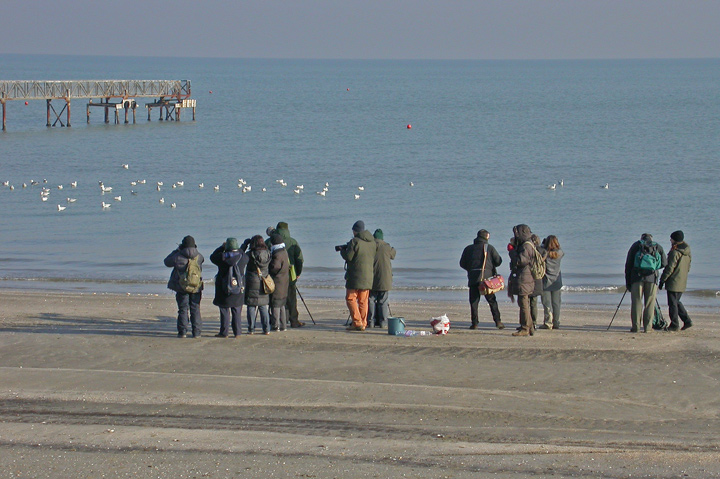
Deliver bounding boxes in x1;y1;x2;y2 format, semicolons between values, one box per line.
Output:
347;88;349;91
209;90;213;94
25;101;29;105
407;124;412;129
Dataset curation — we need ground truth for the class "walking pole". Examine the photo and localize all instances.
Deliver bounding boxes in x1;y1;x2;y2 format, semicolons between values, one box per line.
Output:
345;313;351;326
295;287;316;325
607;289;628;331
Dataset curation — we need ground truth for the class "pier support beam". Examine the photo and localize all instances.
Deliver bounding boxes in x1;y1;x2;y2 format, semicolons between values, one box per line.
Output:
66;99;71;127
1;99;6;132
46;100;51;127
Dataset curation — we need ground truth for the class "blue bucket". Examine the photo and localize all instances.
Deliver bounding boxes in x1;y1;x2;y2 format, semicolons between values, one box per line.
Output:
387;317;405;335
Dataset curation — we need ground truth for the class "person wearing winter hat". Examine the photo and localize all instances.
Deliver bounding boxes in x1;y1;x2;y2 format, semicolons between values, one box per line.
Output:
210;237;249;337
268;233;290;331
164;235;205;338
339;220;376;331
624;233;667;333
659;231;693;331
274;221;305;328
368;229;396;328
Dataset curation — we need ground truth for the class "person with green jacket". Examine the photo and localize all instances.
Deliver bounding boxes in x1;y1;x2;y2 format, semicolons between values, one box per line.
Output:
274;222;305;328
659;230;693;331
339;220;377;331
368;229;396;328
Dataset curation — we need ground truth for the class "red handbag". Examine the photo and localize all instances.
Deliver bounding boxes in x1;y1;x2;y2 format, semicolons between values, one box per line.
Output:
477;244;505;295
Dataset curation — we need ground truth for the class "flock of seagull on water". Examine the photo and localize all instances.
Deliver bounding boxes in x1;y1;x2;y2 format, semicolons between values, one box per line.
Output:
546;179;609;190
1;163;419;212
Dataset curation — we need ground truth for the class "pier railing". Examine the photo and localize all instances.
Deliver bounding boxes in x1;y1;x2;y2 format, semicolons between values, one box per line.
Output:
0;80;191;101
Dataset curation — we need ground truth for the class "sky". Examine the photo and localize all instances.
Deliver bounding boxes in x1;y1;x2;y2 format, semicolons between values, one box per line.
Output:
1;0;719;60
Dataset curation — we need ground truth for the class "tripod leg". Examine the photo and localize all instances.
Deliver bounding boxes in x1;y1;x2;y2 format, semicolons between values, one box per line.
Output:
607;289;628;331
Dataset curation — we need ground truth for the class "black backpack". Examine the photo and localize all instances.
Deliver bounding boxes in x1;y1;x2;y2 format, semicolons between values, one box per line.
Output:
225;261;245;295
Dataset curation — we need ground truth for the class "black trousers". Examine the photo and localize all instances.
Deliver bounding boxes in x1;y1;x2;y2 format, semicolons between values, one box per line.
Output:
469;286;501;326
667;291;691;328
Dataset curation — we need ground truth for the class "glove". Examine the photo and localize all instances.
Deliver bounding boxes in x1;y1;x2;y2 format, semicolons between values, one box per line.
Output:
658;281;664;290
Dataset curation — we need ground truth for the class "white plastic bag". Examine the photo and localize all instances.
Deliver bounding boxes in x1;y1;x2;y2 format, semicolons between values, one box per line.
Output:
430;314;450;335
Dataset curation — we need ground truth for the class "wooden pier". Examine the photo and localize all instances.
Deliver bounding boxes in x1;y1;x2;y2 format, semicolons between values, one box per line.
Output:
0;80;194;131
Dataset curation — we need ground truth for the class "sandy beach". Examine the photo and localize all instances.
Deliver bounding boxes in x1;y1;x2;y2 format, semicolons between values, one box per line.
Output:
0;289;718;478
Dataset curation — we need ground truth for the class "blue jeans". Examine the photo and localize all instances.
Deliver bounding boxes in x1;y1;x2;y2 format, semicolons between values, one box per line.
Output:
247;305;270;333
176;291;202;337
219;306;242;336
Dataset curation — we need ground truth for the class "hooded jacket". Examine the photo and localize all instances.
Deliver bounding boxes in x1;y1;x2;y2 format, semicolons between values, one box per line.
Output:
508;224;535;296
274;226;303;280
244;248;272;307
659;242;691;292
269;244;290;307
460;236;502;287
210;246;249;308
341;229;377;290
372;239;396;291
164;246;205;294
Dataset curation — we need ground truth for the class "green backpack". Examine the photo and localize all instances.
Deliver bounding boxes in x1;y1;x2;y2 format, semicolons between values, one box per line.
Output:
179;256;202;293
524;242;547;280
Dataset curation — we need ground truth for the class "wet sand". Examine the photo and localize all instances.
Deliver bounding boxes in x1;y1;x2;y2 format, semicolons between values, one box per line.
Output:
0;290;718;478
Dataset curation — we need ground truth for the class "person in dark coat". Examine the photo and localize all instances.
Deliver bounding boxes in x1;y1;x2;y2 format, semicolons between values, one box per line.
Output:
659;230;692;331
339;220;377;331
459;229;504;330
245;235;272;334
625;233;667;333
268;234;290;331
210;237;250;338
275;222;305;328
368;229;396;329
508;224;536;336
164;235;204;338
528;234;545;329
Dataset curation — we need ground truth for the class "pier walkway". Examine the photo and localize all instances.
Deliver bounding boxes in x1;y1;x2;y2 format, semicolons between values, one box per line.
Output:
0;80;194;130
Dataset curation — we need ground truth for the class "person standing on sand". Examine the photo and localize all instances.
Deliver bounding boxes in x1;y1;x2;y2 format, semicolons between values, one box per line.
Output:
210;237;250;338
268;234;290;331
508;225;536;337
274;222;305;328
164;235;204;338
459;229;504;330
539;235;564;330
625;233;667;333
659;230;693;331
368;229;396;329
339;220;376;331
244;235;272;335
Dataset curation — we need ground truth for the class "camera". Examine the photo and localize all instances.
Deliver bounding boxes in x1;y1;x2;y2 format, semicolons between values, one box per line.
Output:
335;245;346;252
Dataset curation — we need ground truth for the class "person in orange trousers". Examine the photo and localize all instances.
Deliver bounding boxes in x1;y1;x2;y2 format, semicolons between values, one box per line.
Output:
338;220;377;331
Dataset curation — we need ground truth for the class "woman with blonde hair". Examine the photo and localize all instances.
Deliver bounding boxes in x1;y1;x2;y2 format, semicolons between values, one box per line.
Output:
540;235;564;330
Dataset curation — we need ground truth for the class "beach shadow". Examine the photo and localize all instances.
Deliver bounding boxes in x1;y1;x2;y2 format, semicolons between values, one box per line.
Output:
0;311;173;338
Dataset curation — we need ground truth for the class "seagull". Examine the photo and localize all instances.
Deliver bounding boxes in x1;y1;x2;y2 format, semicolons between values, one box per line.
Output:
214;185;220;191
1;181;8;186
294;189;302;195
171;203;177;208
198;183;204;188
159;197;165;204
101;202;111;209
41;196;48;202
130;181;137;186
242;186;251;193
9;185;14;190
276;179;284;184
176;181;184;187
354;194;360;200
280;181;287;187
317;190;326;196
121;164;129;169
130;190;138;196
114;196;122;201
547;184;556;190
156;185;161;191
172;183;177;189
157;181;164;186
43;179;47;184
22;183;27;188
31;180;39;186
322;186;329;192
296;185;304;190
70;181;77;188
66;198;77;203
57;205;66;212
138;179;146;184
559;179;564;187
261;187;267;192
325;182;329;187
409;181;414;187
238;178;246;185
101;185;112;192
57;185;63;190
602;183;609;189
358;186;364;191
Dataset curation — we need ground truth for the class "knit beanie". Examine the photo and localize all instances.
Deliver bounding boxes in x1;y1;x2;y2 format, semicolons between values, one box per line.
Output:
180;235;196;249
477;229;489;240
670;230;684;242
373;229;383;240
276;221;289;230
225;237;239;251
270;233;284;245
352;220;365;233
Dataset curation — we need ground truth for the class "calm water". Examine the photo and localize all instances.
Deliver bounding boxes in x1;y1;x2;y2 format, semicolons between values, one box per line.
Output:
1;55;719;307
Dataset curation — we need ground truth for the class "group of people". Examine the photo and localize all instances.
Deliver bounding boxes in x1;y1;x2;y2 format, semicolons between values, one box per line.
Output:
165;220;692;339
163;222;304;338
461;225;692;336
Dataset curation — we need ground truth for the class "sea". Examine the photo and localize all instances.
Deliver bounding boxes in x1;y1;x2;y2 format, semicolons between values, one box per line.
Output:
1;55;719;309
